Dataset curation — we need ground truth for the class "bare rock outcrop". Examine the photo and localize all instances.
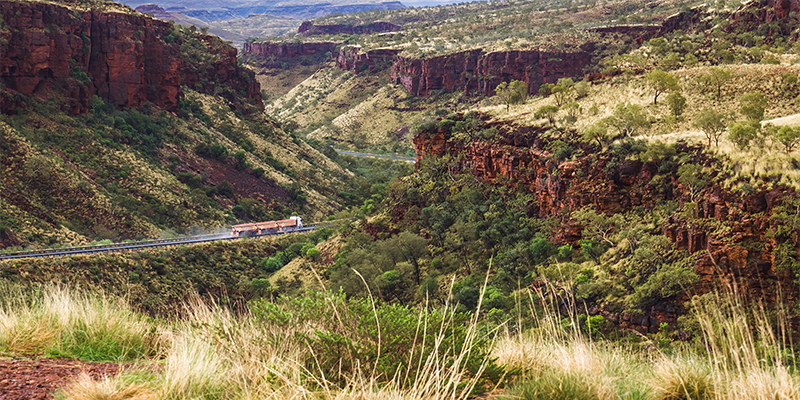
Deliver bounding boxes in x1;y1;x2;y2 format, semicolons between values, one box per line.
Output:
0;1;262;115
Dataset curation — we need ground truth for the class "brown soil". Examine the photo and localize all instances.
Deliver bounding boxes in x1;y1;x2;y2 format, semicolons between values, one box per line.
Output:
175;149;290;205
0;358;125;400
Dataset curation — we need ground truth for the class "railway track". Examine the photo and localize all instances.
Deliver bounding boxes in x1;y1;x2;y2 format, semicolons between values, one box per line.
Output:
0;224;328;261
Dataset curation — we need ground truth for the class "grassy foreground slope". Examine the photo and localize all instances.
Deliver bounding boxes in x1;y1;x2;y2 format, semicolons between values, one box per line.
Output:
1;283;797;400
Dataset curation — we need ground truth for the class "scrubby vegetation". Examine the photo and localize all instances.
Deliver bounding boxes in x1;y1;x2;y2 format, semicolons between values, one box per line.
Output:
6;0;800;397
2;281;797;399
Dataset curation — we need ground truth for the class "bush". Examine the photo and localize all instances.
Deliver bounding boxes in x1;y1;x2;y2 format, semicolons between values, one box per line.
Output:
250;290;502;389
195;142;228;160
259;256;284;273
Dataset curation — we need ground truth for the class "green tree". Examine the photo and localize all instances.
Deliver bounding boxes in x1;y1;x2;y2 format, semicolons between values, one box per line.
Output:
645;70;680;104
775;126;800;153
677;163;707;201
495;80;529;111
666;91;687;118
728;122;758;150
693;108;728;147
551;78;575;107
582;122;609;148
697;67;731;101
739;91;768;122
573;81;591;99
538;83;554;96
607;103;650;137
534;105;559;125
395;231;429;284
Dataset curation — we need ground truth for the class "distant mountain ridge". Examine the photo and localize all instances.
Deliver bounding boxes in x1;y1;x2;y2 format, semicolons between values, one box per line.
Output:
122;0;405;21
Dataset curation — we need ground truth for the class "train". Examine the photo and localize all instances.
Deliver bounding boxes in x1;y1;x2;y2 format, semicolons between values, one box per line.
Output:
231;216;303;237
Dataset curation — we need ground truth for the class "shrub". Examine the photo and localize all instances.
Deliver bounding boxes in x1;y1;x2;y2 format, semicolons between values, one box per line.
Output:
258;256;283;273
250;290;502;389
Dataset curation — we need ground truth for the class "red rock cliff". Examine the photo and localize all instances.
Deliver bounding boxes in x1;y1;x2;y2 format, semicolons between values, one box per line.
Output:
0;1;262;115
298;21;402;36
391;48;594;97
242;41;337;58
727;0;800;38
336;45;399;74
413;122;800;333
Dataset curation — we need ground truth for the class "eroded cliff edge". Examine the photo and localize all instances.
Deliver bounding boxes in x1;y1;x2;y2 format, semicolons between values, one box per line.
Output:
0;0;263;115
412;117;800;333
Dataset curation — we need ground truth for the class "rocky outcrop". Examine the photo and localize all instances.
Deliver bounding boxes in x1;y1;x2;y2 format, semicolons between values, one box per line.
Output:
413;120;800;333
184;35;264;112
336;46;399;73
590;25;661;45
0;1;262;115
134;4;176;21
727;0;800;38
242;41;337;58
392;48;594;97
298;20;402;36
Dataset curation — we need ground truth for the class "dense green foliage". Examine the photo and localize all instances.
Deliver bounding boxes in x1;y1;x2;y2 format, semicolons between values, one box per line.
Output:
251;289;503;389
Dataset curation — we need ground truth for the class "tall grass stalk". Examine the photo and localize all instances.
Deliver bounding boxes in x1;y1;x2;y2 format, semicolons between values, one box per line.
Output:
0;283;157;360
497;278;800;400
689;285;800;399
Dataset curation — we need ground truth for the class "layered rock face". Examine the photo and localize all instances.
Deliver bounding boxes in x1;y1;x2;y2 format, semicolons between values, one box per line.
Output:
414;126;799;333
0;1;262;115
298;21;402;36
392;48;594;97
336;46;399;73
242;41;337;58
728;0;800;32
133;3;176;21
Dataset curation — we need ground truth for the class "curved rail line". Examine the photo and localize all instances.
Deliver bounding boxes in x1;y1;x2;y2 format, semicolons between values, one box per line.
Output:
0;224;330;261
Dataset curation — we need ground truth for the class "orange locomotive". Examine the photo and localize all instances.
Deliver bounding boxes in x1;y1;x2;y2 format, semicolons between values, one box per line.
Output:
231;216;303;237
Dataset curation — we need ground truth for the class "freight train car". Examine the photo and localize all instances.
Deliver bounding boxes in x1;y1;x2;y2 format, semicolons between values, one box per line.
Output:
231;216;303;236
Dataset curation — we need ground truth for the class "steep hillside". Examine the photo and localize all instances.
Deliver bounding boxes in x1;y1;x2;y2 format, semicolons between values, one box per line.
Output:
0;0;356;251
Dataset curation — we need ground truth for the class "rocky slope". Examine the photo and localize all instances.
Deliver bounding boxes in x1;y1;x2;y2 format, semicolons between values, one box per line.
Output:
412;121;799;333
392;48;595;97
0;0;262;115
242;41;336;59
298;21;402;36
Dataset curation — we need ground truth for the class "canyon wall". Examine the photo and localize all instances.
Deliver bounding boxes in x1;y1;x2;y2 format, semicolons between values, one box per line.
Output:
413;126;799;333
335;46;399;73
0;1;262;115
242;41;337;58
391;47;595;97
728;0;800;31
298;21;402;36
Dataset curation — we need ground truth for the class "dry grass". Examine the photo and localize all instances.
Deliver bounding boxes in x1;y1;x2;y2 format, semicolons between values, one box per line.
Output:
58;373;158;400
493;281;800;400
4;282;797;400
0;283;158;360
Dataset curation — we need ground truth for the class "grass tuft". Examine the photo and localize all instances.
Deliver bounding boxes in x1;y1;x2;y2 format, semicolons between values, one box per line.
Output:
57;372;158;400
0;283;158;361
651;357;715;400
